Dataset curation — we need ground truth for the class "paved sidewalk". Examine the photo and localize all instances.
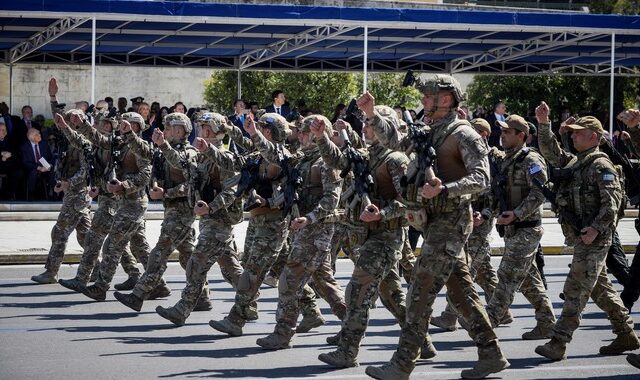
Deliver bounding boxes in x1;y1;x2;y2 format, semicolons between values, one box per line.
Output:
0;202;638;264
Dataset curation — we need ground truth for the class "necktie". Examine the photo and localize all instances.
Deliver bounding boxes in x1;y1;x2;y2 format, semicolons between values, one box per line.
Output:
35;144;41;162
276;107;281;115
240;114;245;124
26;119;32;129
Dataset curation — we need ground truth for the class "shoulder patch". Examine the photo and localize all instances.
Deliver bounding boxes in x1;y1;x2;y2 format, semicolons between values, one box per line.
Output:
601;171;616;183
528;164;542;175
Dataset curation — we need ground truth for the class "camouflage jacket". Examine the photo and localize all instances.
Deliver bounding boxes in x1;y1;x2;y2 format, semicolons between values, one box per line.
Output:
496;145;547;222
62;126;115;196
77;122;150;200
251;132;341;223
538;122;622;245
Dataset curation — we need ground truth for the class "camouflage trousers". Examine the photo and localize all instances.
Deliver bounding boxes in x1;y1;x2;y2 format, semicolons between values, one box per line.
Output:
552;238;634;343
391;207;499;374
337;226;406;358
75;195;148;283
227;212;290;327
273;222;347;339
94;198;148;291
487;225;555;328
267;236;291;279
132;200;195;300
329;221;366;272
44;186;91;275
440;217;498;318
173;217;242;319
399;226;416;283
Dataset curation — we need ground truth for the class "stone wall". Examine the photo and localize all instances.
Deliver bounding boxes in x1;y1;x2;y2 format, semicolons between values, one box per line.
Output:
0;64;214;118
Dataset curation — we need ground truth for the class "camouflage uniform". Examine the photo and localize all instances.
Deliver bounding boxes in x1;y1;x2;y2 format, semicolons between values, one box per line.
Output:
31;109;91;283
316;113;409;367
118;114;198;308
536;117;637;359
255;115;346;349
365;79;508;379
58;124;147;288
78;116;151;300
485;120;555;334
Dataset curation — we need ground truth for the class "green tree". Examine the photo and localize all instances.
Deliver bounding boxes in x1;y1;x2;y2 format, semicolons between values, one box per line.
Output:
203;71;420;116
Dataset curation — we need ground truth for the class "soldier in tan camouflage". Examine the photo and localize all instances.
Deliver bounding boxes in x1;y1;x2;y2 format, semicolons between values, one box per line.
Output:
310;107;410;369
73;112;152;301
534;103;638;360
431;117;505;332
364;74;509;380
484;114;556;339
113;112;201;311
58;113;149;292
155;112;245;326
252;114;346;349
31;81;92;284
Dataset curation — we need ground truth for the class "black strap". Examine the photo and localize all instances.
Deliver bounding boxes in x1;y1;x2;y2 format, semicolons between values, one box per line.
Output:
513;219;542;229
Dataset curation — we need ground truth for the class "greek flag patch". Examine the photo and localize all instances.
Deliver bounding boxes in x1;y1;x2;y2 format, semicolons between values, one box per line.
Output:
602;173;615;182
529;164;542;175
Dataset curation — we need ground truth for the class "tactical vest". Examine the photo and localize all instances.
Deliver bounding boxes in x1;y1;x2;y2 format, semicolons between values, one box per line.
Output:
58;144;83;182
502;147;534;210
298;154;324;216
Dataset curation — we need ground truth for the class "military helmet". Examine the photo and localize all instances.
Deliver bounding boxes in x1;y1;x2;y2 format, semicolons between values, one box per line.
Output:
164;112;192;135
373;105;402;131
198;112;227;134
416;74;466;103
257;112;290;142
121;112;148;132
299;114;333;137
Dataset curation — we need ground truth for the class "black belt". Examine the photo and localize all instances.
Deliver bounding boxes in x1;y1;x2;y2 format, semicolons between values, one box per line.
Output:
513;220;542;229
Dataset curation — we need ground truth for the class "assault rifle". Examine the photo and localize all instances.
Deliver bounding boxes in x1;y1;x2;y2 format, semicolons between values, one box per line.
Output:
225;154;262;212
108;131;123;184
271;144;302;218
531;176;584;236
401;124;437;200
340;129;374;210
151;144;165;189
489;153;509;237
83;142;97;191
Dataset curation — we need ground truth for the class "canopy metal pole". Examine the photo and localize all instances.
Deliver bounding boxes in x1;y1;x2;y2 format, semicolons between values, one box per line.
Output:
237;69;242;99
363;25;368;93
8;64;13;113
91;17;96;105
609;33;615;135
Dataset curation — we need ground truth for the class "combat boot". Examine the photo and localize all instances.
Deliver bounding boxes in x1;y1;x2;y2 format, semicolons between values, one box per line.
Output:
535;337;567;361
318;349;358;368
81;284;107;301
31;271;57;284
627;353;640;369
599;331;640;355
500;310;514;325
296;312;325;333
420;338;438;359
256;332;292;350
430;312;457;331
147;284;171;300
114;291;143;312
461;342;510;379
263;274;279;288
209;317;242;337
522;324;554;340
365;362;409;380
155;305;186;326
58;277;86;293
114;274;140;291
193;296;213;312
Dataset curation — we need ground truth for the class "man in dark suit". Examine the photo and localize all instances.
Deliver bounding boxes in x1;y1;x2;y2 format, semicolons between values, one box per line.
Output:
227;99;250;153
264;90;290;119
486;101;508;148
0;118;23;200
20;128;53;200
12;105;43;146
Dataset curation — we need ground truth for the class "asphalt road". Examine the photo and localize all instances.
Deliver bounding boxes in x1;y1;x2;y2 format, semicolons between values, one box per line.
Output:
1;256;639;380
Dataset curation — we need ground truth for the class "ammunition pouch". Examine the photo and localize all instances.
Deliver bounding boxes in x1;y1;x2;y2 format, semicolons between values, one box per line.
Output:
366;216;402;231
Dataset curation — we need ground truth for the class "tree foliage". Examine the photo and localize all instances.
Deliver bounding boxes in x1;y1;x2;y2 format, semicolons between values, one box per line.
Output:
203;71;420;116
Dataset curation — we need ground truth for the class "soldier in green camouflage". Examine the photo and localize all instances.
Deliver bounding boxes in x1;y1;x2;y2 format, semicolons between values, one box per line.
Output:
364;74;509;380
484;114;555;339
310;107;410;369
113;112;201;311
534;102;638;360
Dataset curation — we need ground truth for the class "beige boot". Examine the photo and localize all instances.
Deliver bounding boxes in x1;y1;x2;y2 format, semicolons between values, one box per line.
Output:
365;362;410;380
256;332;292;350
599;331;640;355
155;305;186;326
420;337;438;359
318;349;358;368
461;342;510;379
430;311;458;332
535;337;567;361
522;324;554;340
209;317;243;337
296;312;325;333
31;271;57;284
